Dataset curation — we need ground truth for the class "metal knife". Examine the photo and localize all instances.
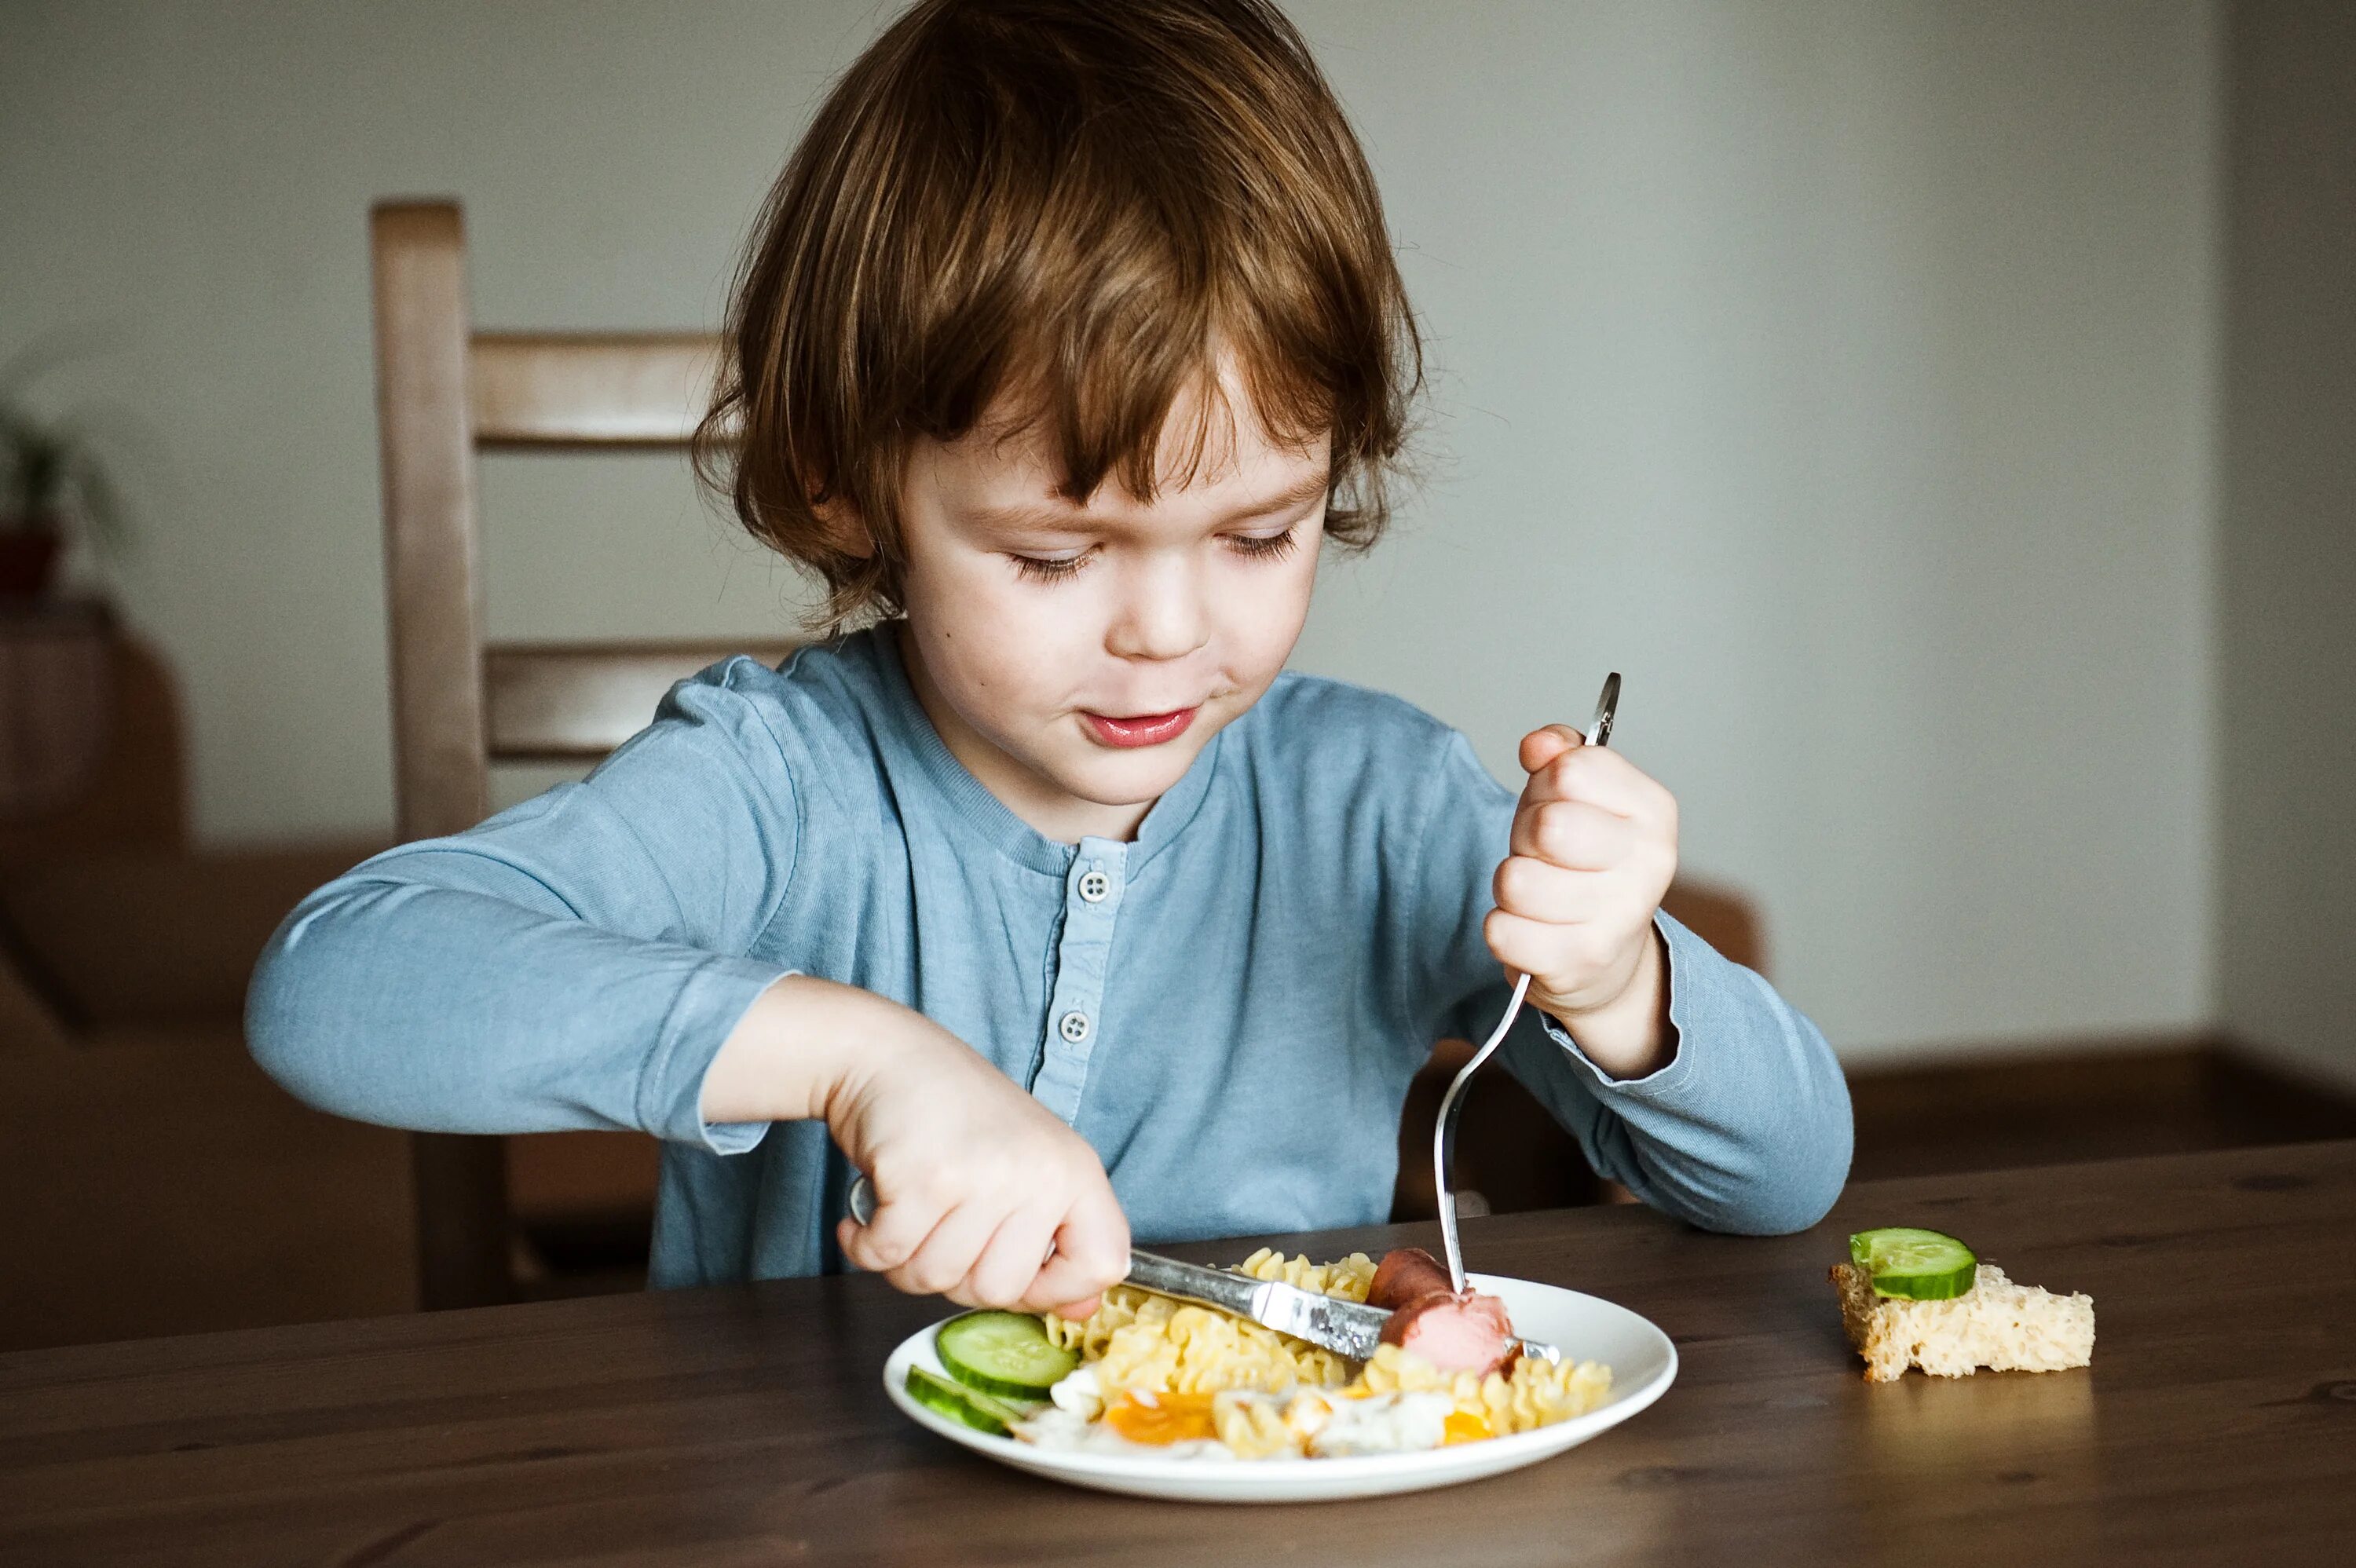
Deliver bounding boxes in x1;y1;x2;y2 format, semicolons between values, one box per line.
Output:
1126;1250;1560;1366
846;1174;1558;1365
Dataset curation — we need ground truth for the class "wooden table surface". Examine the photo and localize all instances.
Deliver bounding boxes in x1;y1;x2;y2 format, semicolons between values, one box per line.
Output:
5;1142;2351;1566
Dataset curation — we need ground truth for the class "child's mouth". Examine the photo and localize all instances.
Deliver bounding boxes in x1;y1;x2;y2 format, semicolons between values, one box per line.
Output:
1083;707;1198;748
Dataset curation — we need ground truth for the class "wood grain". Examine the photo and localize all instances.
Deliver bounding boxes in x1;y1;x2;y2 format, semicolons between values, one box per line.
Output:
485;642;796;761
371;200;508;1314
469;334;719;448
3;1143;2348;1566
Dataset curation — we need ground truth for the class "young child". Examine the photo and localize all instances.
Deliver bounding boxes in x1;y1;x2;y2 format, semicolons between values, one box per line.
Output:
251;0;1849;1319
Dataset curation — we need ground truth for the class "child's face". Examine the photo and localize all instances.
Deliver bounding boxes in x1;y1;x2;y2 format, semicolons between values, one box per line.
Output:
893;372;1330;842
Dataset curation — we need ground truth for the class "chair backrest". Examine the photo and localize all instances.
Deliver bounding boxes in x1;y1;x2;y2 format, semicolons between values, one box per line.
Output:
371;199;792;1310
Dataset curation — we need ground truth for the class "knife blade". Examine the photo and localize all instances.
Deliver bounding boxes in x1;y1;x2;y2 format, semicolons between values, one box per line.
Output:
1125;1249;1560;1365
1125;1250;1396;1361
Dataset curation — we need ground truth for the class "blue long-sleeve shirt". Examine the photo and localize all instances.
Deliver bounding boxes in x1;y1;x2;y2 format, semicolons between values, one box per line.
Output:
249;627;1850;1287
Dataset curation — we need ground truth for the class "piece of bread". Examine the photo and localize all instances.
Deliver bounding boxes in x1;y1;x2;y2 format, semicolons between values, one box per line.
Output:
1830;1262;2094;1382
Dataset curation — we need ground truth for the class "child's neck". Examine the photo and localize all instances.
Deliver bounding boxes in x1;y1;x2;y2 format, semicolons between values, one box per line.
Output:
895;624;1155;846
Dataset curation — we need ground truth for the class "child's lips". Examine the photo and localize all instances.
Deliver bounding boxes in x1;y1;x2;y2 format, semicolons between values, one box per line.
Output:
1082;707;1198;748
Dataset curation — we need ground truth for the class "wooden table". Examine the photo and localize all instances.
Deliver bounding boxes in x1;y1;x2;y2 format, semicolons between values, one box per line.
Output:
5;1143;2351;1566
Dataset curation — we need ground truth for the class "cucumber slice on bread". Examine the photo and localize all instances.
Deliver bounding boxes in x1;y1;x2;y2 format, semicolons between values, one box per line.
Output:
1849;1227;1977;1300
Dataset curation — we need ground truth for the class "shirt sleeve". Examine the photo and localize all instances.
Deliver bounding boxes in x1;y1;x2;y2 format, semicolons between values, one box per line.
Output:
1401;730;1853;1235
246;660;800;1153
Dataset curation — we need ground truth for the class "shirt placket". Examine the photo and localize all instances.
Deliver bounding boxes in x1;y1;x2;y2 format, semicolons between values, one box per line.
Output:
1029;837;1126;1124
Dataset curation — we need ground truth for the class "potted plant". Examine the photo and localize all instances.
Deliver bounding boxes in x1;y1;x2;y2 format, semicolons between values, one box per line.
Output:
0;396;126;599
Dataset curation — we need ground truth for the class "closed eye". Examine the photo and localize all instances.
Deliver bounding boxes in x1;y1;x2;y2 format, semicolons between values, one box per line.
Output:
1225;527;1300;562
1010;549;1095;583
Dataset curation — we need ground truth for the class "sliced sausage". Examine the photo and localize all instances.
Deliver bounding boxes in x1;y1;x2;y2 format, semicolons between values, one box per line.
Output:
1378;1288;1516;1376
1368;1246;1454;1311
1370;1247;1514;1376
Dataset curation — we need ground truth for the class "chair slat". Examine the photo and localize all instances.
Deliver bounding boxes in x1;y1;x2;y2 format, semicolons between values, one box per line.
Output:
470;333;721;448
485;642;796;760
374;203;492;846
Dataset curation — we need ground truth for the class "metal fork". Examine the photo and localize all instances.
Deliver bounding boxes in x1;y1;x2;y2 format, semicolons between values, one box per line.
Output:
1433;672;1621;1293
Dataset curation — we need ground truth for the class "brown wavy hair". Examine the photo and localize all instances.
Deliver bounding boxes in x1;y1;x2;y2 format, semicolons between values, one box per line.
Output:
695;0;1421;627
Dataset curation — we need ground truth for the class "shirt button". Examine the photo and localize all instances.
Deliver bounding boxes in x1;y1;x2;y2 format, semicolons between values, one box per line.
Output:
1077;869;1110;904
1058;1010;1092;1044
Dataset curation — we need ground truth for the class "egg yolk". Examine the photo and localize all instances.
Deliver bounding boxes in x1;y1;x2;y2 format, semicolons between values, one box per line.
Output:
1442;1410;1492;1446
1104;1391;1219;1446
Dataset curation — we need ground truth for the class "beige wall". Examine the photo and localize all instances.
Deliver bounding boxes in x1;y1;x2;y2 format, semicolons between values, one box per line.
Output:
2216;2;2356;1091
0;2;2219;1061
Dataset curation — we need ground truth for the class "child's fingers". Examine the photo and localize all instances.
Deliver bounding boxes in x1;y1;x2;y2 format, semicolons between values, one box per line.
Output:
840;1182;947;1274
1493;852;1608;923
1518;724;1583;776
1022;1183;1130;1314
1519;743;1657;818
1484;905;1614;981
954;1202;1063;1310
887;1197;1003;1296
1509;799;1635;870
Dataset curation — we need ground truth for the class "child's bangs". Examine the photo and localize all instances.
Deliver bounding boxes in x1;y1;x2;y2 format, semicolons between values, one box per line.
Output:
975;278;1347;511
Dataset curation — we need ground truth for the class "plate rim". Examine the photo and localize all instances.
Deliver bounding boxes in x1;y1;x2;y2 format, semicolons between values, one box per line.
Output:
879;1272;1678;1494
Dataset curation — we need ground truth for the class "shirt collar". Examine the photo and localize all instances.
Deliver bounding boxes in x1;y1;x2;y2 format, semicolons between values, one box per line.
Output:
868;623;1221;877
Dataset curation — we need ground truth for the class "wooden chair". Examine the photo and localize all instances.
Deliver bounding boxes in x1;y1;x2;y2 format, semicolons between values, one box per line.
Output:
1391;879;1767;1222
371;199;792;1310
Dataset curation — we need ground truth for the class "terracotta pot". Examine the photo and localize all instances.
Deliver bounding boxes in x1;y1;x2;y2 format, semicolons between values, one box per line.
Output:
0;527;63;598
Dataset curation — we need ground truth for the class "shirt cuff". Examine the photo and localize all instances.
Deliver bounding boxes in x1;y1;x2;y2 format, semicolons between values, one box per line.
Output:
637;955;792;1153
1536;910;1705;1098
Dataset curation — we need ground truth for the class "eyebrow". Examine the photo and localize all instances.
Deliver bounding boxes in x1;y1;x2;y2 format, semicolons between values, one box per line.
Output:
973;469;1332;535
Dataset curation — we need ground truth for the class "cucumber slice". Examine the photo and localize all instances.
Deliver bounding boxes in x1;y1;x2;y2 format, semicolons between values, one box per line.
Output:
1849;1226;1977;1299
904;1365;1031;1436
935;1310;1080;1400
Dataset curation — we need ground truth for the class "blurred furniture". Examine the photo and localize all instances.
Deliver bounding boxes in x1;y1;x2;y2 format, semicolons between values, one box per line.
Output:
0;604;183;854
0;850;415;1351
370;199;792;1310
0;599;115;824
0;629;415;1351
1392;879;1765;1223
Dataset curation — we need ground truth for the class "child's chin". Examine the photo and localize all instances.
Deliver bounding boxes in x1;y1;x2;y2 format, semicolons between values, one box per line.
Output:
1058;744;1199;807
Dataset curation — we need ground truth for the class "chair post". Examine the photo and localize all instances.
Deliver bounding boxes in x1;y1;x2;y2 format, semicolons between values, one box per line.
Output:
370;199;508;1310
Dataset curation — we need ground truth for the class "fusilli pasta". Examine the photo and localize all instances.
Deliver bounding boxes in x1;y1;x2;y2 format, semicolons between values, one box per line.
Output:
1040;1251;1376;1395
1033;1251;1611;1450
1350;1342;1614;1433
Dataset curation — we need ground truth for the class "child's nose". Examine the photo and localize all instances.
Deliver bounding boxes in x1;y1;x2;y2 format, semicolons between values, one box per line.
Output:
1104;555;1210;662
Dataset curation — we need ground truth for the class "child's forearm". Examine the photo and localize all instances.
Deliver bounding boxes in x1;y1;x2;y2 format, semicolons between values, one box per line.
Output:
1510;915;1853;1235
701;974;906;1125
248;876;785;1146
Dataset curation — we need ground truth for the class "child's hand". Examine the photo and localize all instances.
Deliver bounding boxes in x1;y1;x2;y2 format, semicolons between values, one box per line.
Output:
704;976;1130;1318
1484;724;1679;1077
826;1001;1129;1319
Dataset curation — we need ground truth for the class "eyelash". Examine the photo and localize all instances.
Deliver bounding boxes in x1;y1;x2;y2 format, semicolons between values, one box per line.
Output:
1230;527;1301;563
1011;552;1091;583
1009;528;1299;583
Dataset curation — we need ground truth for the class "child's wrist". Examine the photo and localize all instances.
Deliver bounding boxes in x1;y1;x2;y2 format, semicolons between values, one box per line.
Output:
1546;927;1673;1079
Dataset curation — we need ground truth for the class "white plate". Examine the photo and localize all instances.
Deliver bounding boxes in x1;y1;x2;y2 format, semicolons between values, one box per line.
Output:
880;1274;1677;1503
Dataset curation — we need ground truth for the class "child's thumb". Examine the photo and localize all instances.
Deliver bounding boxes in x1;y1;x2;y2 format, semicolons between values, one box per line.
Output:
1519;723;1583;777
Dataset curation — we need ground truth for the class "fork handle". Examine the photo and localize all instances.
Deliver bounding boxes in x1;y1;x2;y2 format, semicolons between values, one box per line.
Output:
1434;671;1621;1293
1433;971;1531;1293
